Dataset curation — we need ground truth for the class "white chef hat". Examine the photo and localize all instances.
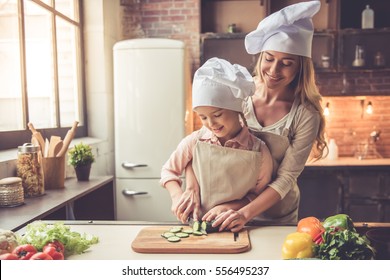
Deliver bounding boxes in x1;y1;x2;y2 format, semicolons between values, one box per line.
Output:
192;57;255;112
245;0;321;57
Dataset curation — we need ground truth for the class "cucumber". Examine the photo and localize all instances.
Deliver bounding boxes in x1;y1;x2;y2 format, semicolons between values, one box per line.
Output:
192;230;204;236
192;221;201;232
175;232;189;238
167;236;181;242
169;226;183;233
182;228;193;234
201;220;219;233
161;232;175;239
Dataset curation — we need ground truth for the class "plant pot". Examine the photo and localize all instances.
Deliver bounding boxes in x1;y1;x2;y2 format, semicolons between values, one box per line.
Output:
74;164;91;181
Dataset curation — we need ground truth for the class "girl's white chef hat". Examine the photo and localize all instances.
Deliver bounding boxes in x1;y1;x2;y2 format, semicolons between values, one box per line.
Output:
245;0;321;58
192;57;255;112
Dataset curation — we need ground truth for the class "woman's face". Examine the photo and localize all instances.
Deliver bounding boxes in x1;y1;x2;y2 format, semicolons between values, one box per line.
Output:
195;106;241;143
260;51;300;90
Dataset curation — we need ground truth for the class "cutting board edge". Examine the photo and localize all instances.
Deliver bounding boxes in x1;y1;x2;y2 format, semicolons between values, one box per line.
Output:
131;226;251;254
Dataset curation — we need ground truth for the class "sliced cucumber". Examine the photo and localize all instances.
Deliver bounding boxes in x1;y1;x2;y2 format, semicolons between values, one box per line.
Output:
182;228;193;234
167;236;181;242
161;232;175;239
192;230;204;236
175;232;189;238
169;226;183;233
192;221;200;232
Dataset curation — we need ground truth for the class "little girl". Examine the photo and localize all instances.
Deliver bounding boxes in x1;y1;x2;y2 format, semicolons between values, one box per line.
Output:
160;57;273;226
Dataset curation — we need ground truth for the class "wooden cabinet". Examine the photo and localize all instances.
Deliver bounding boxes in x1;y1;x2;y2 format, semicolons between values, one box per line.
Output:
297;168;343;220
298;166;390;222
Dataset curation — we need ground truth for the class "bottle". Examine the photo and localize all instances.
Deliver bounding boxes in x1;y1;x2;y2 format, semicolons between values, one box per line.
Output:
361;5;374;29
327;139;339;161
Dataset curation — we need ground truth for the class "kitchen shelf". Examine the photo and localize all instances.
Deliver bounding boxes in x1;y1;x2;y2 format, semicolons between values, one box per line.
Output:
0;176;114;231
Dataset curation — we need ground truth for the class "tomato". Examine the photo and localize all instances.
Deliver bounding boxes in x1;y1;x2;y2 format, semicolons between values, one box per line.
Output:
12;244;37;260
0;253;19;260
297;216;325;241
30;252;53;260
44;240;65;253
43;246;64;260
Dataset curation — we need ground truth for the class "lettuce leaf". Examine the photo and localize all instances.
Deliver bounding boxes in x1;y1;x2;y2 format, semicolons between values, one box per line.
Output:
17;221;99;257
314;227;375;260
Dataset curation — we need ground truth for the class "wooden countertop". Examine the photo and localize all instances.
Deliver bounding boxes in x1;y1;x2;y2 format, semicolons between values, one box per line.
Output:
306;157;390;167
0;176;113;231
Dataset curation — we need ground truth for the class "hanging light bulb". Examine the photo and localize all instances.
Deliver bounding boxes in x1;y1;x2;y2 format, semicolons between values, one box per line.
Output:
366;101;373;114
323;102;330;116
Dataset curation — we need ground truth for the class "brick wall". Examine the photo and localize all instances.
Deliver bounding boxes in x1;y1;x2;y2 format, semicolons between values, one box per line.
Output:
120;0;390;158
318;70;390;158
121;0;200;74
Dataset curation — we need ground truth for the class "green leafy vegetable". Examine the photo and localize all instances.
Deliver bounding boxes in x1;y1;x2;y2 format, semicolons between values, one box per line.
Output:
314;227;375;260
17;221;99;257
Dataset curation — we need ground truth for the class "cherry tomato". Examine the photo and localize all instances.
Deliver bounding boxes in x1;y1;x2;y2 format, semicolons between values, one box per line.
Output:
0;253;19;260
30;252;53;260
44;240;65;253
12;244;37;260
43;246;64;260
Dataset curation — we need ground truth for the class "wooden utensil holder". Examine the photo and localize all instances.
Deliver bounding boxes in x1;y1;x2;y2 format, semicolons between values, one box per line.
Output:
42;156;65;189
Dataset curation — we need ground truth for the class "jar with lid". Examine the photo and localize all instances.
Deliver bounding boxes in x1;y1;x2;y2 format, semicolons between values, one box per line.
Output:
0;177;24;207
17;143;45;197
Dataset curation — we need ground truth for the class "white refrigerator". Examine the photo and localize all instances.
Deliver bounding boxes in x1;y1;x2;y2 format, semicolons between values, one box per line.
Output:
113;38;189;222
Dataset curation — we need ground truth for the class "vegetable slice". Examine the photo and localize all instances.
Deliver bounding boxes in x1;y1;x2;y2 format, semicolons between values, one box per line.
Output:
167;236;181;242
175;232;189;238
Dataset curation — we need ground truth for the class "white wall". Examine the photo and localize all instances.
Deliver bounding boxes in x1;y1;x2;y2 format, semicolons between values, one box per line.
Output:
83;0;122;177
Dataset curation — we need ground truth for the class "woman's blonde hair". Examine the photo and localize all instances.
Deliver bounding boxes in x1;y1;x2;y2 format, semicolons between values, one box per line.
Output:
254;52;327;161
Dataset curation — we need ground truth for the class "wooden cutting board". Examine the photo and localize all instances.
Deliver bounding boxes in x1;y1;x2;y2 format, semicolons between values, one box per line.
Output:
131;226;251;254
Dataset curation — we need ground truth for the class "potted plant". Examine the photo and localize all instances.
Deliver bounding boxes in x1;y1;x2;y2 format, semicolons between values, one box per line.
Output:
68;142;95;181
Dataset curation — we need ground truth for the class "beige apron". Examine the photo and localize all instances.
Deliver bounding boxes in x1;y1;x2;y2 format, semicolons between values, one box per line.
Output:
249;97;301;224
192;139;262;216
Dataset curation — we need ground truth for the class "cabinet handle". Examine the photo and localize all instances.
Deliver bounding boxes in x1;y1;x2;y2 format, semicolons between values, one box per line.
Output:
121;162;148;169
122;189;148;196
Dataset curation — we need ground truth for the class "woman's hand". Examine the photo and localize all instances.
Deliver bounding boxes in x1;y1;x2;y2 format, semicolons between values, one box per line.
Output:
173;188;201;223
212;209;249;233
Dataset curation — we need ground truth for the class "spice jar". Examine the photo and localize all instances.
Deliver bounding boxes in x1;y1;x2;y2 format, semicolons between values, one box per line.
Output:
17;143;45;197
0;177;24;207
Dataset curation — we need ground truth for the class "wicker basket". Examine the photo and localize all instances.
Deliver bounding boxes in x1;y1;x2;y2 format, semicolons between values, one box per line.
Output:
0;177;24;207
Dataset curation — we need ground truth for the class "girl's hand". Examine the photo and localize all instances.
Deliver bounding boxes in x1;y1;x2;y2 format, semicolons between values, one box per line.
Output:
212;210;249;233
202;205;231;222
173;189;201;223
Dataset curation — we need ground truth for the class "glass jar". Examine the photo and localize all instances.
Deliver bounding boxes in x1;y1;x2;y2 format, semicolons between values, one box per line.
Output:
17;143;45;197
0;177;24;207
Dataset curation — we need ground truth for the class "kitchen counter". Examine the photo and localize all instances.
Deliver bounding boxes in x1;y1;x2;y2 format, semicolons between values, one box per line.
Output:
0;176;114;231
306;157;390;167
17;221;295;260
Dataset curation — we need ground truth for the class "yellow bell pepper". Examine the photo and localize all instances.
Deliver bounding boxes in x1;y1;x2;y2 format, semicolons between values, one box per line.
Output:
281;232;314;259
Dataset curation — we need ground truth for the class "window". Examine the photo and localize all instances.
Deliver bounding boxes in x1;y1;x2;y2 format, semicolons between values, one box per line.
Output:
0;0;86;150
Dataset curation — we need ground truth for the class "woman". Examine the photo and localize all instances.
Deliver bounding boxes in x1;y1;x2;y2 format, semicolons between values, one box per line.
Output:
160;57;273;224
174;1;327;232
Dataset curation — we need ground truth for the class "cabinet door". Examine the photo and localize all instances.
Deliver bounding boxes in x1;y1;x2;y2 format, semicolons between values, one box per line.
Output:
297;169;342;220
344;170;385;198
344;198;382;222
115;178;177;222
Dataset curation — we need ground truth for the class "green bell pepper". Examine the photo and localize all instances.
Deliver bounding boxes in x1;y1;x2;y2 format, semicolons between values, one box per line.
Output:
322;214;355;231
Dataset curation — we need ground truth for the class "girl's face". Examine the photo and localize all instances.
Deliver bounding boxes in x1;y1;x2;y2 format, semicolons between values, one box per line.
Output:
195;106;242;144
260;51;300;90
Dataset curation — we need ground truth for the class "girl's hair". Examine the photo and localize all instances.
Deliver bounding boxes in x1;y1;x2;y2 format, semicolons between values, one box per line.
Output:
254;52;328;161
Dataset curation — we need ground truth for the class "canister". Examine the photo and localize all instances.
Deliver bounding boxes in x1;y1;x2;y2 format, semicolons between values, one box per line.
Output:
0;177;24;207
17;143;45;197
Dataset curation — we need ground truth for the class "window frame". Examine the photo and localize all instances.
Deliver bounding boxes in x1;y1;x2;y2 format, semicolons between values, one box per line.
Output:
0;0;87;150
